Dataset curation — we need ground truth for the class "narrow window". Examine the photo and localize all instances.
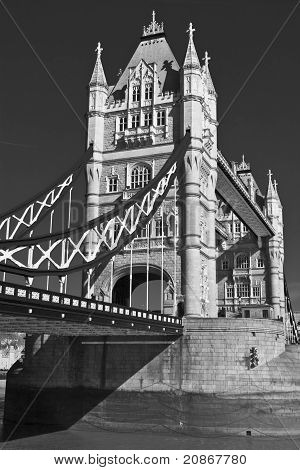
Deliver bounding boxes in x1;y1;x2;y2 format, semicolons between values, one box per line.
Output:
144;112;152;126
253;286;260;297
237;283;250;298
155;219;163;237
145;84;153;100
245;310;250;318
119;116;127;132
263;310;268;319
235;221;241;233
131;114;140;128
108;176;118;193
156;110;166;126
257;258;264;268
226;285;234;298
132;86;140;102
222;259;229;270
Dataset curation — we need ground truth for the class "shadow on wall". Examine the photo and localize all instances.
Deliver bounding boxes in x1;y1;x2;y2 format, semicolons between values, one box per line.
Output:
2;333;179;441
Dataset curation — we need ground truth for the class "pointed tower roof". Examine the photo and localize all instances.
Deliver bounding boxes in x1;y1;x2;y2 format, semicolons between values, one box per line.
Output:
266;169;276;199
90;42;107;87
273;179;283;207
202;51;216;94
183;23;201;70
109;12;180;101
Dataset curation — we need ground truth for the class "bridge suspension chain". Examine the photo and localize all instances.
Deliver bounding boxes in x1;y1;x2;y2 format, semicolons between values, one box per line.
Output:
0;133;190;277
0;146;93;242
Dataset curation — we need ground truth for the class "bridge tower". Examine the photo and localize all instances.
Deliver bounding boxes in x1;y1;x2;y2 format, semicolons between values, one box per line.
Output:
265;171;285;320
85;13;218;317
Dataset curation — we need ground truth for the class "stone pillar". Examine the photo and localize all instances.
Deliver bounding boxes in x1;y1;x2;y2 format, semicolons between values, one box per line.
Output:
268;239;281;319
182;148;203;317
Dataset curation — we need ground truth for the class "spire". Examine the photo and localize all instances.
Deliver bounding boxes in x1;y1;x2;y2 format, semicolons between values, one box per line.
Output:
202;50;216;95
90;42;107;87
183;22;201;70
266;169;276;199
273;179;283;207
142;10;164;37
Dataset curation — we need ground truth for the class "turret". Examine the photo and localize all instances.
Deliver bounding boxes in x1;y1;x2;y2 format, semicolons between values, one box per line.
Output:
84;42;108;296
180;23;203;138
87;42;108;150
265;169;285;320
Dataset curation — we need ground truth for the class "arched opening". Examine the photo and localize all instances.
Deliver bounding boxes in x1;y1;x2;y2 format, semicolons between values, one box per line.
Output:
112;264;173;313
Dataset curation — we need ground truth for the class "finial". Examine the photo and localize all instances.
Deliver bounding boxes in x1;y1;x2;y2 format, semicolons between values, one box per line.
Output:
267;169;273;181
117;68;123;78
142;11;164;37
187;22;195;40
274;179;278;192
242;154;245;163
95;42;103;58
202;51;211;68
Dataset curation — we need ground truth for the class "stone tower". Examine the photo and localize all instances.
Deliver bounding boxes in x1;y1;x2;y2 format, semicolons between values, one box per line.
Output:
85;13;218;317
84;12;286;322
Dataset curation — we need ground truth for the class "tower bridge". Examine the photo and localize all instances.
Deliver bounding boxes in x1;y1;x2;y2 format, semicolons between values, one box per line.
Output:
0;12;299;436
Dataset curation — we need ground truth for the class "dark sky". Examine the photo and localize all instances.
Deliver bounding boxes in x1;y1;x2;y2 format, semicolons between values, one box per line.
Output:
0;0;299;307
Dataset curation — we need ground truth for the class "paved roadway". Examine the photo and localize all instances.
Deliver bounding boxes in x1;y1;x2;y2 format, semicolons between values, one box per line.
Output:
0;380;300;450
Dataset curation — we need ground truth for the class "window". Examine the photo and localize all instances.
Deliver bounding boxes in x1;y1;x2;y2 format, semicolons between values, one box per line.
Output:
145;84;153;100
226;285;234;298
130;165;151;189
237;283;250;298
113;222;120;242
263;309;269;319
236;255;249;269
131;114;140;128
242;223;248;232
253;286;260;297
108;176;118;193
235;221;241;233
228;223;233;233
155;219;163;237
257;258;264;268
132;86;140;102
156;110;166;126
138;226;147;238
144;112;152;126
245;310;250;318
119;116;127;132
222;259;229;270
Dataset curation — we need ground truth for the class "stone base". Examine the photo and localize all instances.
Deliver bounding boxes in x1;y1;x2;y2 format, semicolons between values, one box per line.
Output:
4;318;300;437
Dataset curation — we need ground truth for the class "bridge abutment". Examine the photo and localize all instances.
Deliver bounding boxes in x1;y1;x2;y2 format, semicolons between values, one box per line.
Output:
4;318;300;437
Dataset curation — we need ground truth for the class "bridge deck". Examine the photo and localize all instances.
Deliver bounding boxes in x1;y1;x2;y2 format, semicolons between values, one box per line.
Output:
0;281;182;336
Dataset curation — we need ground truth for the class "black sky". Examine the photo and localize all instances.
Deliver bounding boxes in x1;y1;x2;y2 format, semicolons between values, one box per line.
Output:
0;0;299;307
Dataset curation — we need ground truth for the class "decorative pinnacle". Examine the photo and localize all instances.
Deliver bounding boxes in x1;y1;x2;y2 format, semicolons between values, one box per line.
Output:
143;10;164;37
95;42;103;58
274;180;278;191
267;169;273;182
187;22;195;40
203;51;211;68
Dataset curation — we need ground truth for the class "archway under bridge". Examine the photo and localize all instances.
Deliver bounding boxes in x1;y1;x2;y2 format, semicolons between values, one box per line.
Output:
112;264;175;315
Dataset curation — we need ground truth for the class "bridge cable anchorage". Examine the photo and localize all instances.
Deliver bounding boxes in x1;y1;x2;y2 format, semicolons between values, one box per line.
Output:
0;145;93;242
284;274;299;344
0;132;191;277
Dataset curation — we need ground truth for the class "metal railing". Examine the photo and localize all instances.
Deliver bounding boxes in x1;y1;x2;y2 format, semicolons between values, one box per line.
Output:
0;280;182;331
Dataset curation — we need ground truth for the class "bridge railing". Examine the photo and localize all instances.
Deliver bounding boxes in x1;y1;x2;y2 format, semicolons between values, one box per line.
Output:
0;280;182;330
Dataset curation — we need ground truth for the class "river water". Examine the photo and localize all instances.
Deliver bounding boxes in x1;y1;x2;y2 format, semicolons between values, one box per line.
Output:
0;380;299;450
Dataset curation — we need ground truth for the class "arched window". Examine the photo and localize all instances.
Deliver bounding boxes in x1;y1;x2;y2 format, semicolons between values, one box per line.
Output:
130;165;151;189
236;254;250;269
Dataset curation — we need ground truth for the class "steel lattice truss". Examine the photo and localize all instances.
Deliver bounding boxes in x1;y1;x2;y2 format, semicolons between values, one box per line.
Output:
0;146;93;241
0;134;190;276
